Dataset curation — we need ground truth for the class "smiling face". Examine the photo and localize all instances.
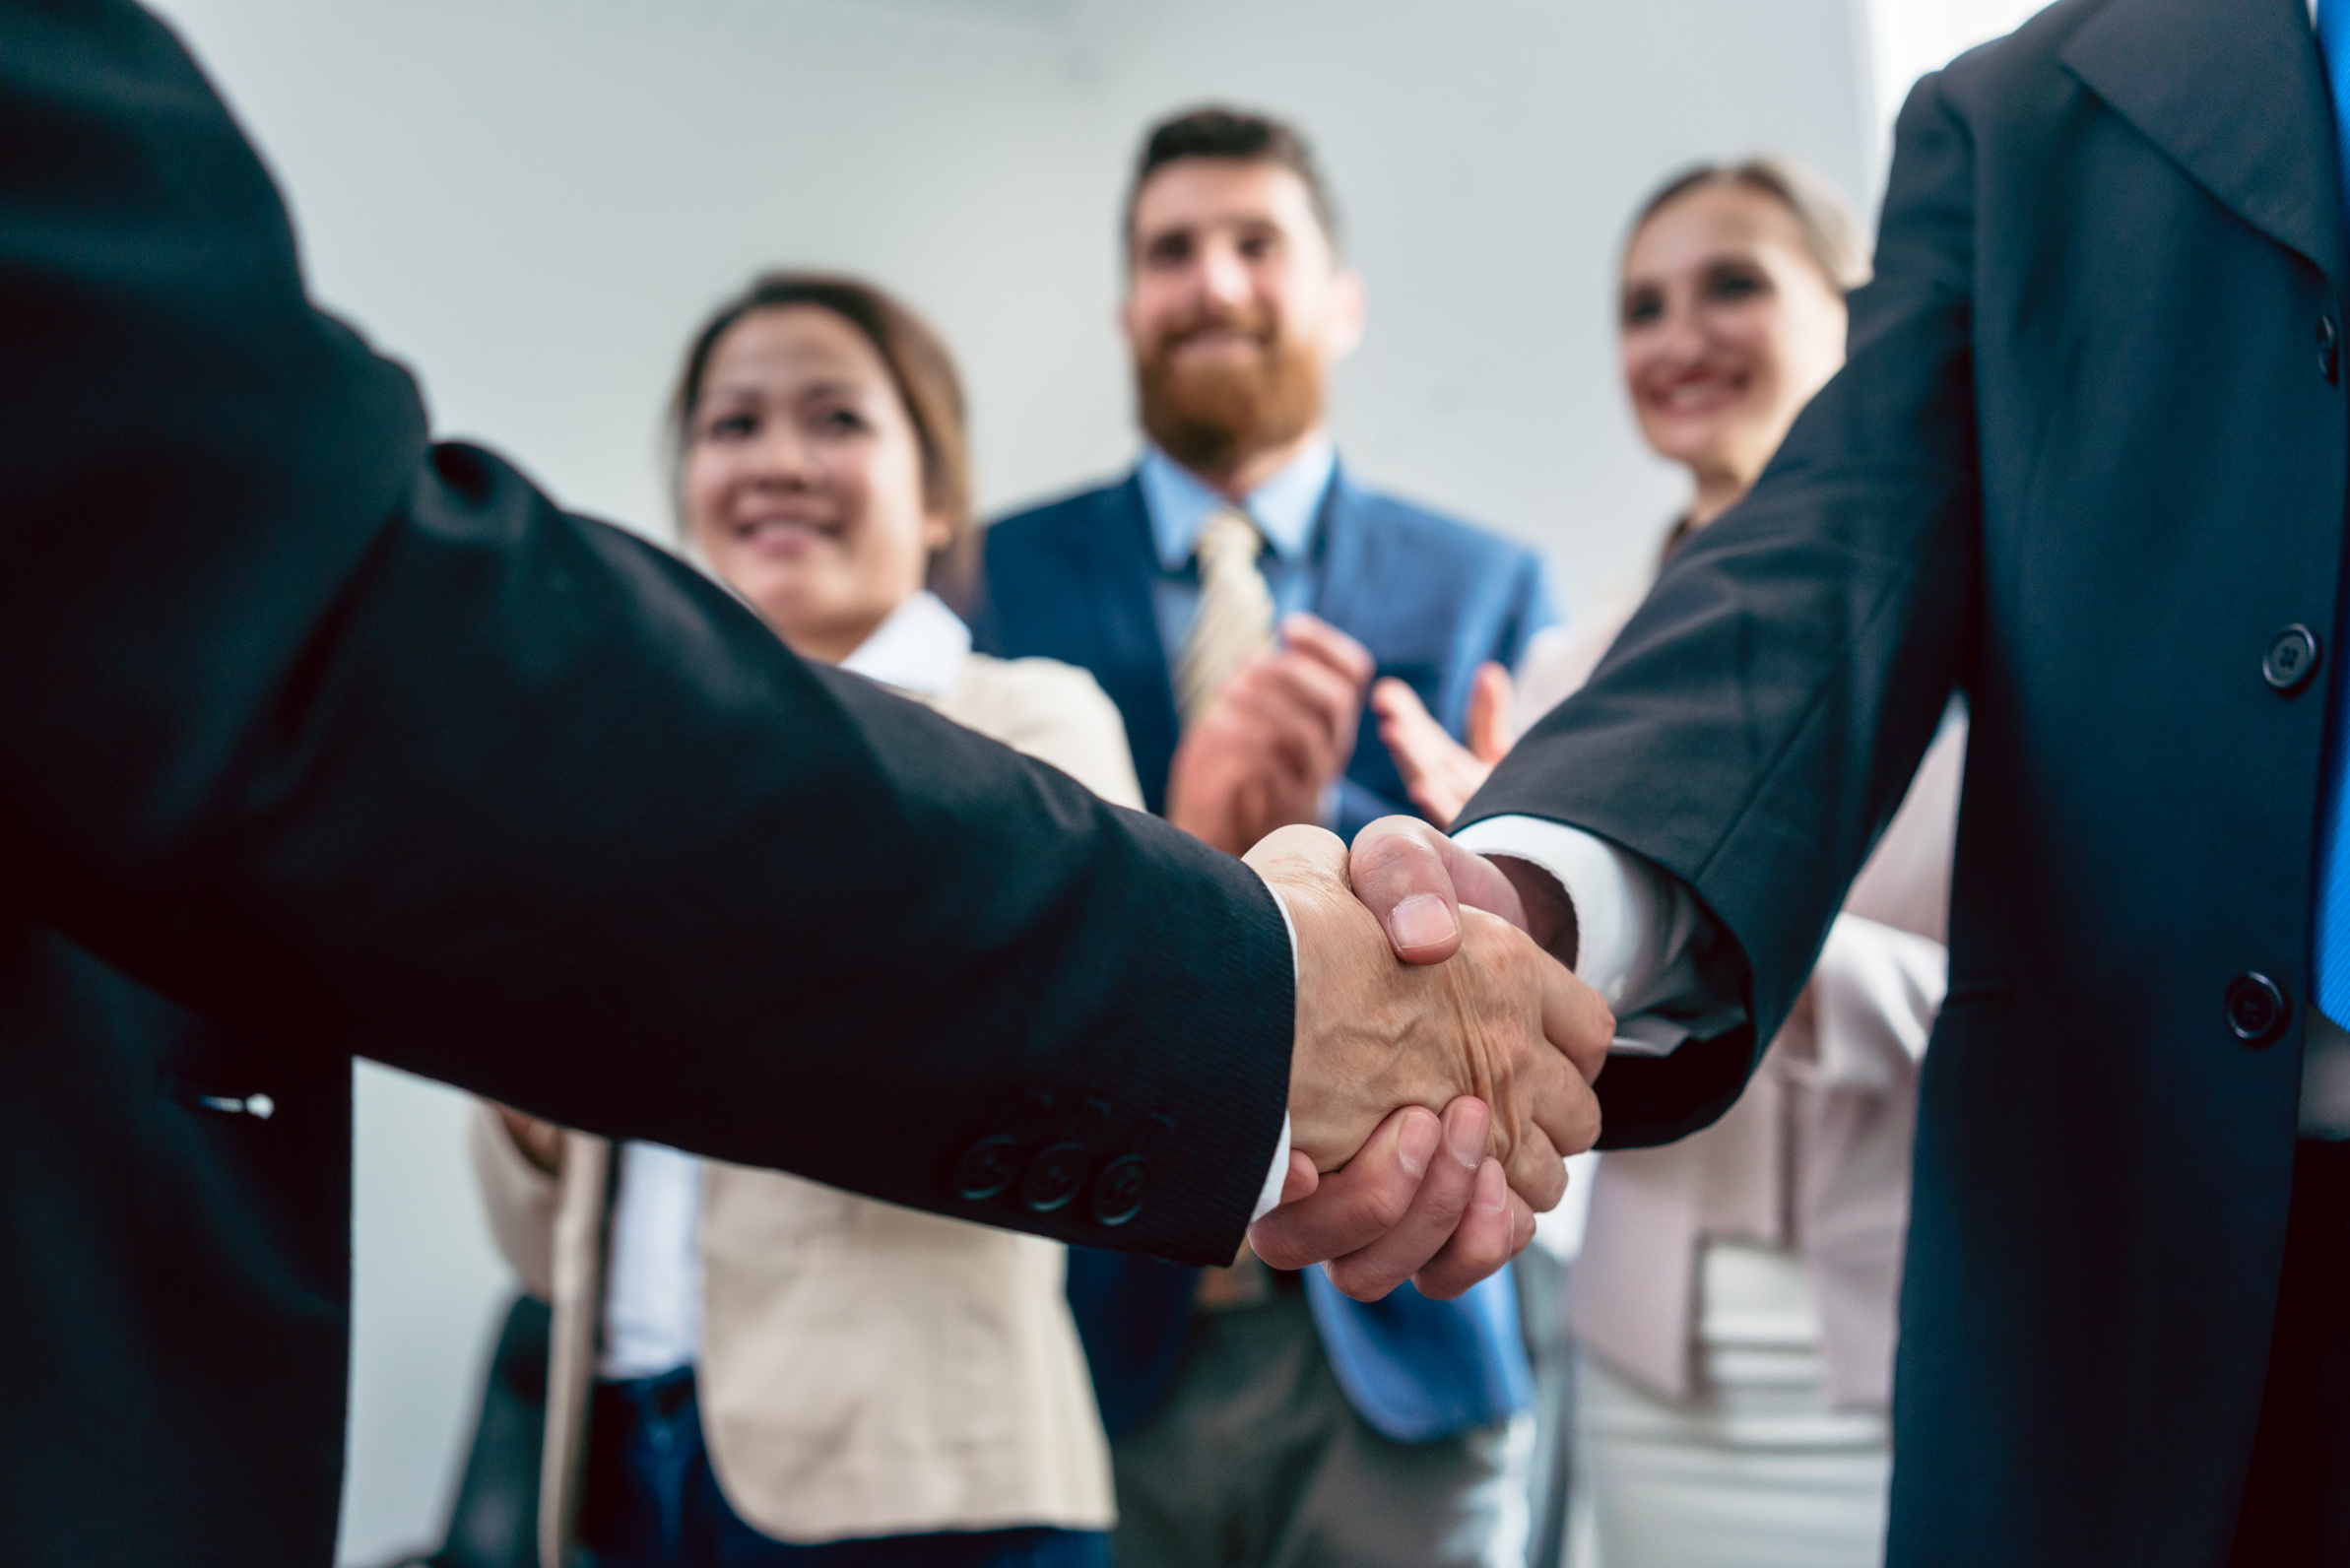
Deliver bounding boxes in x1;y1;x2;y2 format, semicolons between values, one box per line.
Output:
1618;180;1850;511
681;304;947;665
1122;158;1364;490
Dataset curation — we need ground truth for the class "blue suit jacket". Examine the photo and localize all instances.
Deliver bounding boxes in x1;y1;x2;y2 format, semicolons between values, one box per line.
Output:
971;466;1552;1441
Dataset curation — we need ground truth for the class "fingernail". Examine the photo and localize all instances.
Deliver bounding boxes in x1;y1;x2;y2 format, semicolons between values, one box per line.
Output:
1390;893;1457;951
1398;1111;1440;1178
1446;1103;1486;1170
1474;1160;1508;1213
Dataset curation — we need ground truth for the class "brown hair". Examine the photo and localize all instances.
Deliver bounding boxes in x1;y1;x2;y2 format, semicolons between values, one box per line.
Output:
668;272;976;599
1628;158;1871;294
1124;104;1341;259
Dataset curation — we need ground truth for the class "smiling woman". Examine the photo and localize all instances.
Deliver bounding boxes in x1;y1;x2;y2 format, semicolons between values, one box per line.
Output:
672;275;975;661
472;272;1146;1568
1376;159;1955;1568
1374;157;1868;831
1616;159;1868;538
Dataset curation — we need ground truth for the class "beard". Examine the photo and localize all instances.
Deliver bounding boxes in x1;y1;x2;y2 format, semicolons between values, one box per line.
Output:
1135;306;1326;477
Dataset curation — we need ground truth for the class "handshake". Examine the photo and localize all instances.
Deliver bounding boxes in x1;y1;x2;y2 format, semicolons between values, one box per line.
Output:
1243;816;1609;1303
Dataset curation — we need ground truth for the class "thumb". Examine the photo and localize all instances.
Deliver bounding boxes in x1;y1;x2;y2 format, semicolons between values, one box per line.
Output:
1348;816;1532;964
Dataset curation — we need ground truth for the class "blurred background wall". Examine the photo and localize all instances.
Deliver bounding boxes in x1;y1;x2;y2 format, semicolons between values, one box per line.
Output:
126;0;2027;1559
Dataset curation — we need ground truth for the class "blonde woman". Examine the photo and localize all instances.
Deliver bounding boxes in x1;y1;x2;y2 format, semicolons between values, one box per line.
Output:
1376;162;1958;1568
476;275;1135;1568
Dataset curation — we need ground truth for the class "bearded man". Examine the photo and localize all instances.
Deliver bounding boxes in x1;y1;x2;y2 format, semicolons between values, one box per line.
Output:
971;107;1559;1568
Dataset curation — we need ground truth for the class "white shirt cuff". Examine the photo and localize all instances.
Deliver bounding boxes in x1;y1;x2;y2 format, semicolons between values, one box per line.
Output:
1252;882;1303;1222
1251;1114;1294;1222
1452;814;1730;1056
1452;816;1664;1008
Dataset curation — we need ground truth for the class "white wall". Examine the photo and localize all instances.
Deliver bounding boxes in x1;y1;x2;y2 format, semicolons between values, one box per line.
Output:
135;1;1875;1559
1859;0;2050;182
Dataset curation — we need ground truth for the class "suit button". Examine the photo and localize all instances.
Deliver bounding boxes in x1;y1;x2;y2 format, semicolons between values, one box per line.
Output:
2226;973;2289;1046
2263;624;2322;692
1089;1156;1146;1226
1021;1142;1088;1211
2322;315;2341;383
951;1135;1022;1201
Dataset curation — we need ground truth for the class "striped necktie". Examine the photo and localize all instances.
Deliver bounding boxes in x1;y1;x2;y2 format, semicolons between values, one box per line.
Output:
1174;507;1275;728
2310;0;2350;1022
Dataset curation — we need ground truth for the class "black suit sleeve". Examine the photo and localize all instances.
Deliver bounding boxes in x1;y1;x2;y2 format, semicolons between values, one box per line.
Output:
1458;74;1982;1144
0;2;1289;1265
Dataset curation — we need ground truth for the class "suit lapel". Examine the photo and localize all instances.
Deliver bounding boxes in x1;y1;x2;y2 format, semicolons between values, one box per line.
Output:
1306;468;1372;635
2061;0;2349;292
1304;471;1436;807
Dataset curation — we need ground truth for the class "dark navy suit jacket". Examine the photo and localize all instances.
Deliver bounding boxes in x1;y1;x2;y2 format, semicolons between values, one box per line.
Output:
1462;0;2350;1558
972;465;1555;1441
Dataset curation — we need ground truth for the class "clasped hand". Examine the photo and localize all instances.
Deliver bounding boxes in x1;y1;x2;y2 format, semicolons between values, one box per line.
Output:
1246;817;1610;1303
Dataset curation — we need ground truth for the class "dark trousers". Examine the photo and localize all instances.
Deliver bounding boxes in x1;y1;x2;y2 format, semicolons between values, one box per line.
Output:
577;1370;1109;1568
2229;1140;2350;1567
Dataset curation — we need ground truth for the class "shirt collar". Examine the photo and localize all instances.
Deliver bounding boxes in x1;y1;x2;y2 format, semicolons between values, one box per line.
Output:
1138;435;1338;573
838;590;970;698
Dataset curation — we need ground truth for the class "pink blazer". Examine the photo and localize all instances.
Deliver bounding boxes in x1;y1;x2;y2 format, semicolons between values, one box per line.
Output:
1518;618;1962;1408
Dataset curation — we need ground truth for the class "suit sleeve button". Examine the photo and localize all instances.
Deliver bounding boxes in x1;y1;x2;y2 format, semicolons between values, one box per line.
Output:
2226;973;2290;1046
1021;1143;1088;1212
1089;1156;1146;1226
951;1135;1023;1202
2263;624;2321;692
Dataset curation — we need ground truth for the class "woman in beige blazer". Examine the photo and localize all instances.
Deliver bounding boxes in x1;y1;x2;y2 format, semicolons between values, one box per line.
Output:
475;274;1137;1568
1374;162;1954;1567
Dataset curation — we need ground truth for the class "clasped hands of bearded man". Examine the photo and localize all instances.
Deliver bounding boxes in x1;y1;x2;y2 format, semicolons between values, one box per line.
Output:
1243;816;1607;1304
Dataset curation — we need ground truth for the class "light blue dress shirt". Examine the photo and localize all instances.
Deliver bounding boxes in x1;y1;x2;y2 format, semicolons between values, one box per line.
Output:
1138;436;1337;665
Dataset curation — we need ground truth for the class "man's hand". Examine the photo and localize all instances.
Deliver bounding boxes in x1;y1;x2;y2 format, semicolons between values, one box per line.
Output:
1247;823;1609;1210
1166;614;1374;855
1369;661;1515;829
1251;1098;1535;1301
1351;813;1580;966
1245;815;1603;1301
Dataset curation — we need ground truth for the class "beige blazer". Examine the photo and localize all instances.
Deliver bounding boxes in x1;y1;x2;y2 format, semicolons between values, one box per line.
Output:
1515;616;1962;1410
473;650;1143;1565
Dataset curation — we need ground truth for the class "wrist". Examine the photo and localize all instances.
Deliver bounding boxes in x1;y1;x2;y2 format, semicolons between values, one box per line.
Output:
1489;855;1578;968
1250;826;1373;1168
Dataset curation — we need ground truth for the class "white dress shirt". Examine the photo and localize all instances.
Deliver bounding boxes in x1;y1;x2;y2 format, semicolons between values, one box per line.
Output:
598;1141;705;1379
1139;436;1337;656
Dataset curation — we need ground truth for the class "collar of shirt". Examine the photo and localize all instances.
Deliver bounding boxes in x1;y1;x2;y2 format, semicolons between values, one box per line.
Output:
1138;435;1338;574
838;589;970;698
